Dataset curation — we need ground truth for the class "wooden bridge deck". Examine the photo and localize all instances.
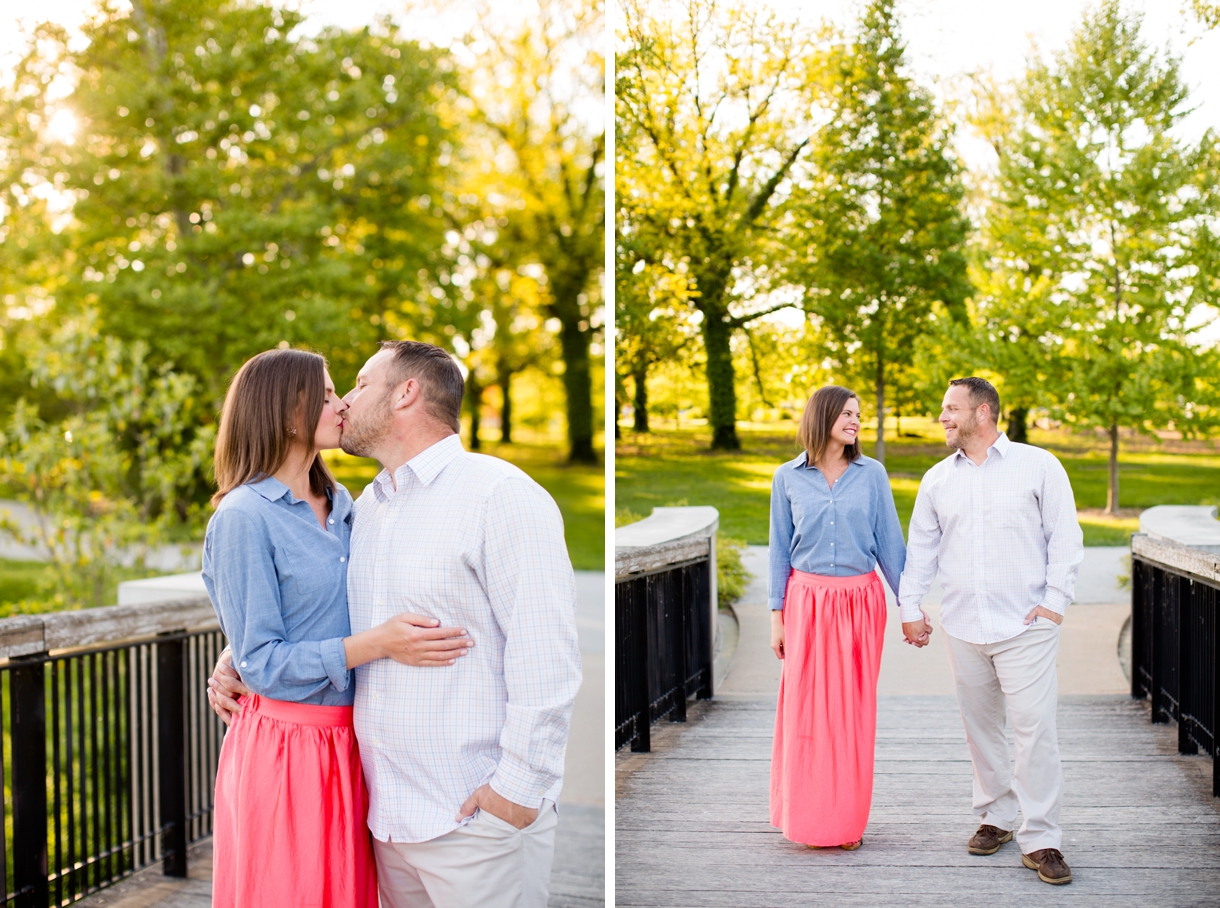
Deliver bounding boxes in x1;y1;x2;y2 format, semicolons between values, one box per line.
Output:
615;693;1220;907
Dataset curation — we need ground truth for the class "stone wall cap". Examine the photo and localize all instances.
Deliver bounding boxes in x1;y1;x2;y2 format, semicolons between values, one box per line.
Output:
616;506;719;550
1139;505;1220;550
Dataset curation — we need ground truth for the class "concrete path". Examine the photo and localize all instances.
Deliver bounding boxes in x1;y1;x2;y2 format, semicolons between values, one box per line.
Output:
616;548;1220;907
79;572;607;908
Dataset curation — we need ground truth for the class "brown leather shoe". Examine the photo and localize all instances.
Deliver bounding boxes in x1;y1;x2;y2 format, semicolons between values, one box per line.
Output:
1023;848;1073;884
967;824;1013;855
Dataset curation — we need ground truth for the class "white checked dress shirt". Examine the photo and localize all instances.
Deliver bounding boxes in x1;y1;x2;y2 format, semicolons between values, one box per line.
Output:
347;434;582;844
897;433;1084;645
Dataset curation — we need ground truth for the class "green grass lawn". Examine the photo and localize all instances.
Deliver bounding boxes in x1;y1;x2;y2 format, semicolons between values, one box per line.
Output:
324;439;605;571
0;558;55;611
616;420;1220;547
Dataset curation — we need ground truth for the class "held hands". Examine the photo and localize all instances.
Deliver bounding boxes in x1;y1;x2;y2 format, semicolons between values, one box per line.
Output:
1024;605;1064;626
207;650;250;726
456;783;539;830
902;610;933;648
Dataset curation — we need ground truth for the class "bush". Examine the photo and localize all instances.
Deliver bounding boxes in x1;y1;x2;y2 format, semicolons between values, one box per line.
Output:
717;534;749;607
0;314;214;610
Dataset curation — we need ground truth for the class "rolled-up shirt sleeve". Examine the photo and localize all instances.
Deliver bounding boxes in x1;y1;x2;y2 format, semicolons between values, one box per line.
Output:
769;468;794;610
897;478;941;624
482;477;582;809
204;509;350;700
1039;456;1084;615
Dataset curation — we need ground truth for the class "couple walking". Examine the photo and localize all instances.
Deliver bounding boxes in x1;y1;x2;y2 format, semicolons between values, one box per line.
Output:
768;378;1084;884
202;341;582;907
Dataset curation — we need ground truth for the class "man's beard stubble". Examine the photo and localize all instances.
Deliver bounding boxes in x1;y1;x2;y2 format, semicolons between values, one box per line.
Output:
340;390;393;458
946;410;979;450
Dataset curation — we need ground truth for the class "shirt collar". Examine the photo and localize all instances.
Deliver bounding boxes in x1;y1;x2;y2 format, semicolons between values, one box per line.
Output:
373;434;463;499
248;475;290;501
791;452;865;470
953;431;1010;462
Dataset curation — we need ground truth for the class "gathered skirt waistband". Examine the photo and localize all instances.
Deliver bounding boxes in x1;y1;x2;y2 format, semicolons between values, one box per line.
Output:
241;694;354;727
787;567;880;592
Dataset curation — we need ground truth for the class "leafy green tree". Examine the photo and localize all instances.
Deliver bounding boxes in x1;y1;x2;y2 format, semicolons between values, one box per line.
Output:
794;0;969;464
614;230;696;433
440;0;605;463
975;0;1220;512
616;0;819;450
0;0;453;399
0;313;213;609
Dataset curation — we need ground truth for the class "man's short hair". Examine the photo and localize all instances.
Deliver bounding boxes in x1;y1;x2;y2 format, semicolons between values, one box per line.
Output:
949;377;1000;424
379;340;465;432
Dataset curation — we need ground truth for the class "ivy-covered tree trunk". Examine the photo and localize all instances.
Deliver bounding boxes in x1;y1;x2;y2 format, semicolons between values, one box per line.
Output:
466;377;483;451
497;369;513;444
632;361;650;433
702;313;740;451
874;355;887;465
556;309;595;463
1008;407;1029;443
1106;420;1120;515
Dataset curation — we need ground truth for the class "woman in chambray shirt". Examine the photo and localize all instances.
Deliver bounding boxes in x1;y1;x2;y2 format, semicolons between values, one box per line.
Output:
202;349;471;908
767;385;910;852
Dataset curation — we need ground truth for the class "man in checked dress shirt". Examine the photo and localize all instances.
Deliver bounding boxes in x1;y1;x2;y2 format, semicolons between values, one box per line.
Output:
336;340;582;907
898;377;1083;886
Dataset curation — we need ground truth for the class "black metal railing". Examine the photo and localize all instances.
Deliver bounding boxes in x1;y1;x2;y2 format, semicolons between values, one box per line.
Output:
615;557;714;752
2;627;226;907
1131;556;1219;796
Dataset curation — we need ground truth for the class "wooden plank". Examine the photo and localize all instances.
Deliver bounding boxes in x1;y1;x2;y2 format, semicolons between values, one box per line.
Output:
42;597;218;650
616;693;1220;906
0;615;46;659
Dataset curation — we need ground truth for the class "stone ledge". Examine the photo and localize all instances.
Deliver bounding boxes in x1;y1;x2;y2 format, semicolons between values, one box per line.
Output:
1132;534;1220;586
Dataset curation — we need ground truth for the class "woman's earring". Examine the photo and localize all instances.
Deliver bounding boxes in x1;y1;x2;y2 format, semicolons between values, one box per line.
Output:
289;427;297;436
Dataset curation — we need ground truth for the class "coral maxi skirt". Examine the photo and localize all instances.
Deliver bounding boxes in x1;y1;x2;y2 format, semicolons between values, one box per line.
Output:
770;569;887;847
213;695;378;908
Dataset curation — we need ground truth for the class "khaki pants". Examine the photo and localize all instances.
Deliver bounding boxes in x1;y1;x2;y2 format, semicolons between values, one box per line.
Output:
373;801;558;908
943;622;1063;853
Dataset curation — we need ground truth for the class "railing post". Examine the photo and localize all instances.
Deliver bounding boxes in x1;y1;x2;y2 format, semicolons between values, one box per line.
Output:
1179;577;1198;755
1150;565;1167;724
1131;558;1144;699
157;633;188;877
670;568;687;723
11;655;50;908
696;557;714;700
630;579;651;752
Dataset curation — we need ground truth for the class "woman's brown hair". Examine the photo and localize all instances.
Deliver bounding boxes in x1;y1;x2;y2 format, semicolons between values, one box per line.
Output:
796;385;862;466
212;348;337;505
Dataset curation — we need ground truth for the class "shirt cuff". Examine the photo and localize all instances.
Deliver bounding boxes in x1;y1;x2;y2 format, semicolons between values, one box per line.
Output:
489;759;549;811
321;637;351;692
1040;593;1070;615
768;598;784;611
898;600;925;624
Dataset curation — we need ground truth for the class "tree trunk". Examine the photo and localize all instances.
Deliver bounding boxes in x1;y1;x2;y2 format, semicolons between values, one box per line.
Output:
556;308;596;463
497;370;513;444
632;361;650;433
466;378;483;451
1106;420;1120;515
874;358;886;465
702;314;740;450
1008;407;1029;444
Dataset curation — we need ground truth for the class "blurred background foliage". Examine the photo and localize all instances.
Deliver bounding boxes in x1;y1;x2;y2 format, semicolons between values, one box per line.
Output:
0;0;604;611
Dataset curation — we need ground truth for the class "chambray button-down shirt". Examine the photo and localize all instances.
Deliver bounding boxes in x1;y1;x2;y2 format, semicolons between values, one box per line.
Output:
897;434;1084;645
769;453;907;610
202;477;355;706
348;434;581;844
